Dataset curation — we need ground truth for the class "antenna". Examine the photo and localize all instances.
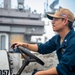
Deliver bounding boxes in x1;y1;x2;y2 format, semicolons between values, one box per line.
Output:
46;0;48;12
44;0;49;17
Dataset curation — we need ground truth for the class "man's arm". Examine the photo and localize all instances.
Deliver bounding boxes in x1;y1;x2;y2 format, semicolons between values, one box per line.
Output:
22;43;38;52
35;67;58;75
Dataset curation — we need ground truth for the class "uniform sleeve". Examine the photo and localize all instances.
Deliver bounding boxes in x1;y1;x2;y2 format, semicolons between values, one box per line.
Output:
38;35;57;54
56;40;75;75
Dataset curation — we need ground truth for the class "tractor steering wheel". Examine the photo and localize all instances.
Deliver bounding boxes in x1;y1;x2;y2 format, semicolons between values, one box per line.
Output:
15;46;44;75
17;46;44;66
16;46;44;75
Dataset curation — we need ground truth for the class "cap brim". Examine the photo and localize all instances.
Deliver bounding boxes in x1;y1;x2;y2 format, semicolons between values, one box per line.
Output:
47;14;62;20
47;14;54;20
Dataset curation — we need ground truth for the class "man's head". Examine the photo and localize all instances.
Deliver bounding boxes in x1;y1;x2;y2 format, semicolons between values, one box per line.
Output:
47;8;74;22
47;8;75;32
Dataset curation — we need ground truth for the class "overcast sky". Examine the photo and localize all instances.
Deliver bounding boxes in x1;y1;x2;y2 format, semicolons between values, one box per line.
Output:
11;0;75;16
0;0;75;16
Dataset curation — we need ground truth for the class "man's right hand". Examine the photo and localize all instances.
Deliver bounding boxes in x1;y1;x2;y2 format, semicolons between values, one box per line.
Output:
11;42;25;49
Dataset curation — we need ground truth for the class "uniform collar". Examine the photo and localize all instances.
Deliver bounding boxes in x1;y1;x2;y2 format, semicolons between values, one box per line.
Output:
61;28;75;47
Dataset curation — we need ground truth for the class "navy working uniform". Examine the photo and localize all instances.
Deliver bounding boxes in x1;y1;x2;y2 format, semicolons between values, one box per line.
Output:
38;28;75;75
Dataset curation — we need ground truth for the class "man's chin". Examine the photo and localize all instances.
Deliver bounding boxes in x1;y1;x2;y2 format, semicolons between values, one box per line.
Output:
53;30;59;32
53;30;57;32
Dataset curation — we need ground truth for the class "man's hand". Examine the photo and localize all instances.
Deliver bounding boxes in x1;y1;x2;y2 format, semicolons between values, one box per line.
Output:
11;42;25;49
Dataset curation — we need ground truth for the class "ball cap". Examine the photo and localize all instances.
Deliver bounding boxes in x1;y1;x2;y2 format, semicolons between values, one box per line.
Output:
47;8;74;22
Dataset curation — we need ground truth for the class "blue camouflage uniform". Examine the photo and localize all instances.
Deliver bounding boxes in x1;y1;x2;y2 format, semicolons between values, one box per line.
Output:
38;28;75;75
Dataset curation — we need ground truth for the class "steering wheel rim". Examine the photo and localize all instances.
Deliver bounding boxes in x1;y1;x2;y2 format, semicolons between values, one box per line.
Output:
18;46;44;66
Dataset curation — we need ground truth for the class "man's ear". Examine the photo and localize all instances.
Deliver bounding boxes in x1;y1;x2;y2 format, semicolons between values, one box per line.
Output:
64;18;68;25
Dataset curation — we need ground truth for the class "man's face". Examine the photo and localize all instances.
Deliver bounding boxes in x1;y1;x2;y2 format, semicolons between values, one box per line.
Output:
51;18;68;32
